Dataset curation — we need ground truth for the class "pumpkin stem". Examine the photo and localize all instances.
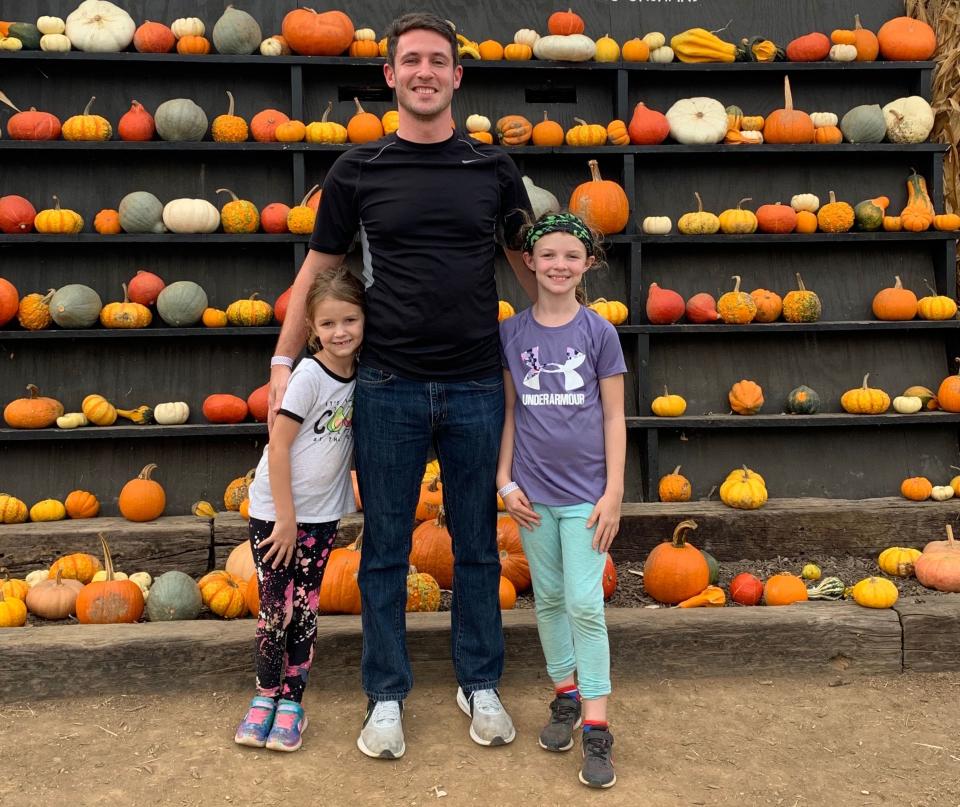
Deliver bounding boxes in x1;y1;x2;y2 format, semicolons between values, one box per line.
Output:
138;463;159;480
730;274;742;293
55;568;64;586
782;75;794;112
299;183;320;207
0;90;22;113
51;195;61;211
893;275;903;289
353;96;366;115
25;383;40;399
670;465;682;475
923;279;939;296
436;507;446;529
354;528;364;552
854;13;864;30
574;117;588;126
693;191;704;213
216;188;240;203
81;96;96;116
98;533;115;581
121;282;130;303
663;385;669;396
709;19;733;35
861;373;871;389
795;272;806;292
827;190;837;205
542;110;550;122
587;159;602;183
671;518;698;547
41;289;56;303
321;101;333;123
737;197;752;209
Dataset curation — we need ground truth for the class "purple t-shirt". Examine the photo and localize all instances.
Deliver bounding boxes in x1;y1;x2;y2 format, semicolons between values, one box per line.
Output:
500;306;627;506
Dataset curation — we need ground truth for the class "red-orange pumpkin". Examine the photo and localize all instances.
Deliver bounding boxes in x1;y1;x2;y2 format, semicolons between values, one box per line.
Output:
281;8;355;56
274;285;292;323
117;100;155;141
250;109;290;143
756;203;798;234
260;203;291;233
547;8;585;35
0;195;37;234
203;394;249;424
0;277;18;326
133;21;176;53
247;383;269;423
126;270;165;306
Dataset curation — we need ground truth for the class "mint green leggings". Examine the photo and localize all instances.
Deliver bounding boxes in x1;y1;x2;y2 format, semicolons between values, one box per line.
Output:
519;502;611;700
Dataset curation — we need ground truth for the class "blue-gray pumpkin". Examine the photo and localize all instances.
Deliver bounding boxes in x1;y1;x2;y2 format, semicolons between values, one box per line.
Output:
157;281;208;326
146;570;202;621
212;6;262;55
840;104;886;144
118;191;167;234
49;284;103;328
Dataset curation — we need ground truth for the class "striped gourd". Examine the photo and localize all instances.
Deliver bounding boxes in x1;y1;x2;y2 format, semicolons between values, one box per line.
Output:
806;576;845;600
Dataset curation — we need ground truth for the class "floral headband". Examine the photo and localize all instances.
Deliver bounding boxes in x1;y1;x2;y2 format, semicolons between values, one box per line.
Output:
522;212;594;256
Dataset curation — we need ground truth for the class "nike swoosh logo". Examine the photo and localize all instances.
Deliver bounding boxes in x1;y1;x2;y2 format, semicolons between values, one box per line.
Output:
462;158;485;163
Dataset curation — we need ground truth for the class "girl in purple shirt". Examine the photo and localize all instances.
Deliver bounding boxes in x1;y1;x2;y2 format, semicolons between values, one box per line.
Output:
497;212;626;789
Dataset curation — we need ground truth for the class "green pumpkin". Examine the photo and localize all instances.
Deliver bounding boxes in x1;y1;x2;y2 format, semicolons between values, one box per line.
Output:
118;191;167;234
786;385;821;414
854;198;886;231
806;576;845;600
8;22;42;49
212;6;262;55
146;571;202;621
154;98;208;142
840;104;886;144
49;284;103;329
157;280;208;326
702;550;719;586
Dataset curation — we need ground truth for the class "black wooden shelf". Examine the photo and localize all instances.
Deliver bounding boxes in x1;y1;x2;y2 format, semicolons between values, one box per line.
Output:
627;412;960;429
640;232;958;245
0;234;307;244
621;320;960;334
0;327;281;340
0;51;935;71
0;423;268;441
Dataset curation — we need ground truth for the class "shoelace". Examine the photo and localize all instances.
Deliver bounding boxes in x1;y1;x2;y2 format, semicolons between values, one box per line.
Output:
471;689;504;716
583;732;613;760
550;697;580;724
371;701;401;727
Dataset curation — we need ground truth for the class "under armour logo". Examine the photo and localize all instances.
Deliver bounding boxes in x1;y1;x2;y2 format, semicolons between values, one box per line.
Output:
520;346;585;391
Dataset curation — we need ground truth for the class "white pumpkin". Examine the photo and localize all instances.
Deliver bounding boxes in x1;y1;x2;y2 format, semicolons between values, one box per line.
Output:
354;28;376;41
533;34;596;62
931;485;955;502
738;130;764;144
892;395;923;414
37;16;66;35
25;570;50;588
649;45;674;63
64;0;135;52
465;114;491;133
162;199;221;234
810;112;838;128
171;17;205;39
790;194;820;213
259;37;286;56
642;216;672;235
0;36;24;51
522;176;560;220
154;401;190;425
882;96;934;144
829;44;857;62
665;97;728;145
92;569;128;582
513;28;539;47
642;32;666;49
40;34;72;52
129;571;153;592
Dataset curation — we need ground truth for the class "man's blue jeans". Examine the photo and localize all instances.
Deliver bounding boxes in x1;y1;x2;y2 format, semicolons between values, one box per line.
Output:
353;365;505;702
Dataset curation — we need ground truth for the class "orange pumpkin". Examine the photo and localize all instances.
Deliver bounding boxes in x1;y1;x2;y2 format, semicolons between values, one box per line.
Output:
729;379;764;415
281;8;354;56
877;16;937;61
642;519;709;605
531;111;565;147
756;203;797;234
176;35;211;55
831;14;879;61
496;516;530;592
901;476;933;501
548;8;585;35
763;76;814;144
64;489;100;519
416;472;443;522
750;289;783;322
568;159;629;236
198;570;247;619
318;537;362;614
763;573;809;606
499;576;517;610
202;394;249;424
76;535;145;624
133;20;176;53
795;210;818;233
118;463;166;522
244;573;259;617
250;108;290;143
937;358;960;413
346;97;384;143
872;276;918;321
3;384;64;429
410;510;455;589
93;208;122;234
658;465;692;502
49;552;101;584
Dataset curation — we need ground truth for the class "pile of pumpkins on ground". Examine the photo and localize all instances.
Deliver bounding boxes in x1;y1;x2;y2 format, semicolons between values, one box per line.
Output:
0;4;937;65
641;519;960;612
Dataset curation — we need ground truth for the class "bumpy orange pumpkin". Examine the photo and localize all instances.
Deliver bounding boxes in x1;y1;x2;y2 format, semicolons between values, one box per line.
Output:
198;570;247;618
658;465;692;502
49;552;101;584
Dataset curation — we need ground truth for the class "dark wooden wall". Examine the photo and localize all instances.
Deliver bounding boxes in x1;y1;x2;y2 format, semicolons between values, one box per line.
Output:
2;0;956;513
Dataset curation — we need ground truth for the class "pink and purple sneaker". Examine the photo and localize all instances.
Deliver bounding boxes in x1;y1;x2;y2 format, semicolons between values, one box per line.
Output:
265;699;308;752
235;695;277;748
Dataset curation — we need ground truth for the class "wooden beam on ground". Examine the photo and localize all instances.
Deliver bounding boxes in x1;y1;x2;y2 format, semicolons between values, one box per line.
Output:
896;599;960;672
0;516;212;578
0;602;904;700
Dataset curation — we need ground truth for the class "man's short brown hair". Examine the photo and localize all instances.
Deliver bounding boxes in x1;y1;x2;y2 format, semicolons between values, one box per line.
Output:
384;12;459;67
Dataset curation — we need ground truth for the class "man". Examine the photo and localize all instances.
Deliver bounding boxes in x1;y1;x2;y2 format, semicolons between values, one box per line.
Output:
268;12;535;759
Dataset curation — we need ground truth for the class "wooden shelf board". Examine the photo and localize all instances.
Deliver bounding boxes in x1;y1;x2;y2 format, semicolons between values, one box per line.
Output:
0;424;268;441
0;234;307;244
640;232;957;245
619;320;960;334
627;412;960;429
0;327;281;340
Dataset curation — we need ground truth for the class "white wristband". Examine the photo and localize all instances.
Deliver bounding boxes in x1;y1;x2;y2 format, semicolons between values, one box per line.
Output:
270;355;295;369
498;482;520;499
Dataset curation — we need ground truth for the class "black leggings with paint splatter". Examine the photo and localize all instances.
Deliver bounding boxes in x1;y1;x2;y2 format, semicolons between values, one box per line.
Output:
248;516;338;703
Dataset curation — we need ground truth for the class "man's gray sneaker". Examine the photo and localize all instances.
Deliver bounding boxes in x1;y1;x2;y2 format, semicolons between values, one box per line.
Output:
538;695;582;752
579;728;616;788
357;699;405;759
456;687;516;746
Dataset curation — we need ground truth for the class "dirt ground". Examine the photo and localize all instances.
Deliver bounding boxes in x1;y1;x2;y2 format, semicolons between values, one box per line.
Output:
2;670;958;807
